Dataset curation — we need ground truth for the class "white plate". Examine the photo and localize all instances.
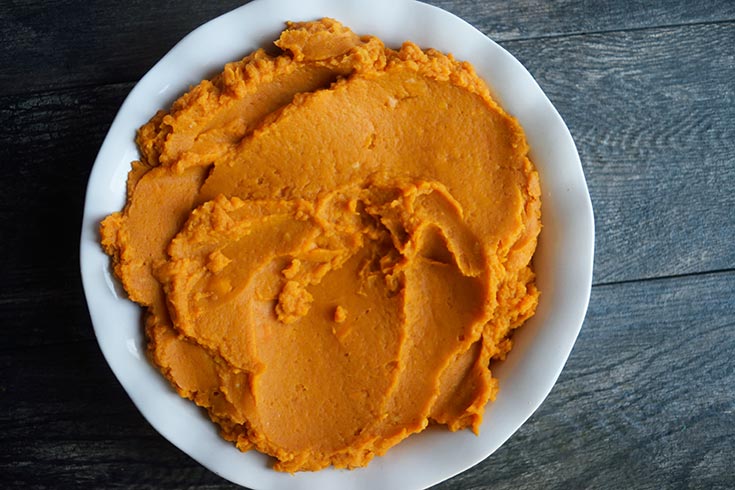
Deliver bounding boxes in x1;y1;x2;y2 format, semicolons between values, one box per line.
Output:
80;0;594;488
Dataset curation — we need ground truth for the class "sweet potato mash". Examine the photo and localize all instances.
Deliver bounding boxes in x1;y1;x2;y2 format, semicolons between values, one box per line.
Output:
100;18;541;472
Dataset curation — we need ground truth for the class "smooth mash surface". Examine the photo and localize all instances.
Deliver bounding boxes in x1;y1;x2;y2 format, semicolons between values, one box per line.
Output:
100;18;541;472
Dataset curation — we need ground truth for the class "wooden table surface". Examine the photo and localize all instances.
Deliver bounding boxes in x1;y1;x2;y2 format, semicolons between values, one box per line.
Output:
2;1;734;488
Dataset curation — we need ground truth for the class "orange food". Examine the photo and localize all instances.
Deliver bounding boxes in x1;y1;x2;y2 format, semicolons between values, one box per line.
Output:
100;18;541;472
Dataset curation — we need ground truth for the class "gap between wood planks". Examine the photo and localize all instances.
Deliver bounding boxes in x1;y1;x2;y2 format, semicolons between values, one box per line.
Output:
592;267;735;288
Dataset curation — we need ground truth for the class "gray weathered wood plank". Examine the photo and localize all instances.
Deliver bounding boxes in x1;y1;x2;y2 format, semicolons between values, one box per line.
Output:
1;340;237;489
3;272;733;489
503;22;735;284
1;0;734;96
0;83;131;347
435;0;735;40
0;0;245;96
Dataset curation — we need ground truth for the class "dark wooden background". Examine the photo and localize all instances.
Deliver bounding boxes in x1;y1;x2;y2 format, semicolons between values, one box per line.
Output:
2;1;734;488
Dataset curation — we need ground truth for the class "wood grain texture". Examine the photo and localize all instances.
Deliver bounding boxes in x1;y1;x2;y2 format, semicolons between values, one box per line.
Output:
1;0;734;96
502;22;735;284
2;341;234;489
433;0;735;40
0;83;129;349
0;0;248;96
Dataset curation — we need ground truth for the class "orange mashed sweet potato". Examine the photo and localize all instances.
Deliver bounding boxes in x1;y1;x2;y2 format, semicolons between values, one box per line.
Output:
100;18;541;472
